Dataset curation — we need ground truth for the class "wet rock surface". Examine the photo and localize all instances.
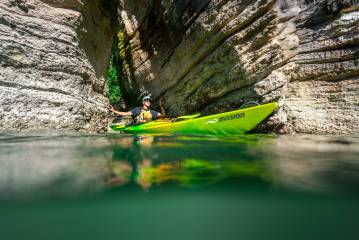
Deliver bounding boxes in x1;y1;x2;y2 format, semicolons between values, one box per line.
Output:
0;0;116;132
117;0;359;134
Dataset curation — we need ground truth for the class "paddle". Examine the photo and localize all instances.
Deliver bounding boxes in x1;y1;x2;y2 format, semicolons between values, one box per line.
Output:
109;123;127;131
109;113;201;132
176;113;201;120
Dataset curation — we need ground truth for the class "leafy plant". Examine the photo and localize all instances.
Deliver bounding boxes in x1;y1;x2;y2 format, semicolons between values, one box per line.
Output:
107;55;121;105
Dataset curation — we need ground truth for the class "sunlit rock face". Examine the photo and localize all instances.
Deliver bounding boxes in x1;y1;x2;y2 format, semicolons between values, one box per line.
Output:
117;0;359;134
0;0;116;132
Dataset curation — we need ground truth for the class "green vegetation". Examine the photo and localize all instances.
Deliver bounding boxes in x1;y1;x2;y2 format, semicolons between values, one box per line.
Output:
106;28;135;105
107;54;121;105
107;31;126;106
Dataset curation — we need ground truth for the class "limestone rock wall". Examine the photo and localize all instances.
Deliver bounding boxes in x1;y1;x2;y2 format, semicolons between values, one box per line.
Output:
0;0;116;132
285;0;359;133
117;0;359;134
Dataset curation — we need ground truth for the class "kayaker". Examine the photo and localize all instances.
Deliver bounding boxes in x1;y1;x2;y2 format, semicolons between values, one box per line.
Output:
109;96;165;124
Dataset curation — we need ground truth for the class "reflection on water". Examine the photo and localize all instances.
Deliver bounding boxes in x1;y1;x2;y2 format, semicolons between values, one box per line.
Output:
0;132;358;240
273;135;359;193
106;134;273;191
0;132;358;198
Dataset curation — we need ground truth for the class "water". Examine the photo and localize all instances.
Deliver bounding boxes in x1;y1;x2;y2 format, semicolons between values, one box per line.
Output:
0;131;358;240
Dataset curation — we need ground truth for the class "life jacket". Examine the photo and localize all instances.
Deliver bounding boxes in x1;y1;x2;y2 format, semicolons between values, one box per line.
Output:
135;108;155;123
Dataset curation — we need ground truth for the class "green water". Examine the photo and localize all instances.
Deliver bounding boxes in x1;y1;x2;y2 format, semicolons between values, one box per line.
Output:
0;132;358;240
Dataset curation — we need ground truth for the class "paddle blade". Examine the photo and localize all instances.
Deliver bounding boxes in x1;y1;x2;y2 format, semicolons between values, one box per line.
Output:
177;113;201;120
110;123;126;131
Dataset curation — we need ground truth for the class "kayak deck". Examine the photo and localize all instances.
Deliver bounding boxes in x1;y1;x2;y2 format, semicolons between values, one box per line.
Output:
110;102;278;136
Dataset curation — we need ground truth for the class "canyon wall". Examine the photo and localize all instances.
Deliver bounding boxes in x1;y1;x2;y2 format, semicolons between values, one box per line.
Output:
0;0;358;134
0;0;116;132
117;0;359;134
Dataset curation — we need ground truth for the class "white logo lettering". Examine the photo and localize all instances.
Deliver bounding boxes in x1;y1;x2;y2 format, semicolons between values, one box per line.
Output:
207;119;218;124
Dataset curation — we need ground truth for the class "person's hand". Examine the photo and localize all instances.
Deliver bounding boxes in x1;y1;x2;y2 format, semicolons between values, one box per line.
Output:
109;105;114;112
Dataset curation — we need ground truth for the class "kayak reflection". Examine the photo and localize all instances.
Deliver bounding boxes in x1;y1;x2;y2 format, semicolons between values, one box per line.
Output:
106;135;271;190
1;132;358;200
105;134;359;193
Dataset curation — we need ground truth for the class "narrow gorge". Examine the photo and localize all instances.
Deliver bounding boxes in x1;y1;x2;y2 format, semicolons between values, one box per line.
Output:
1;0;358;133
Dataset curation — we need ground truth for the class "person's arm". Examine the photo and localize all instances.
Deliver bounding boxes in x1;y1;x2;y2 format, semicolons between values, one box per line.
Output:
157;98;166;118
109;105;132;116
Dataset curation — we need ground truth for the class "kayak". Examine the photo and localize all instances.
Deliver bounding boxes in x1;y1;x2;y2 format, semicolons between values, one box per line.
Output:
110;102;278;136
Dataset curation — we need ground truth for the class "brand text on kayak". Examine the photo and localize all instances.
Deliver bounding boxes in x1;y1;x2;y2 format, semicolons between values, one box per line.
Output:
219;113;245;122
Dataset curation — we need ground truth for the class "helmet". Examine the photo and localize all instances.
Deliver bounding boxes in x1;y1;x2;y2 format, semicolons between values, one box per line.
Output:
142;95;152;102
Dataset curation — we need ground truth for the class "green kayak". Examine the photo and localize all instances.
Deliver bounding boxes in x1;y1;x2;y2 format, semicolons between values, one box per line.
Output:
110;102;278;136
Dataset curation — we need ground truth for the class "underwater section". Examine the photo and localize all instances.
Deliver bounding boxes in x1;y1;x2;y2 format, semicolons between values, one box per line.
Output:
0;132;358;240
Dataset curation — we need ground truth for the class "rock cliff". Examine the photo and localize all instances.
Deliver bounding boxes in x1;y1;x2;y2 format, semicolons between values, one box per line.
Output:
116;0;359;134
0;0;116;132
1;0;358;134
